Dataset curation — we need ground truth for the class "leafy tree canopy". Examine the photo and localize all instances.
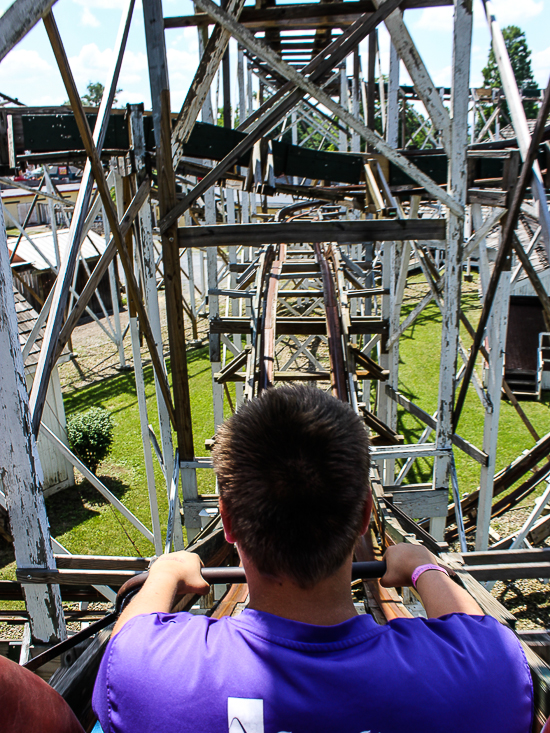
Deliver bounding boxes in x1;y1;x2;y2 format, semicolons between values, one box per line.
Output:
64;81;122;107
481;25;538;118
482;25;536;91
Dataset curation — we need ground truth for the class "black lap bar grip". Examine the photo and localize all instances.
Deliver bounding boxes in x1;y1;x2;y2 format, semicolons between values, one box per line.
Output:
116;560;387;614
23;560;386;674
202;561;387;585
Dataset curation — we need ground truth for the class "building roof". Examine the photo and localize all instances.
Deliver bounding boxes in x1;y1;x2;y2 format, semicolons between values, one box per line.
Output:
8;228;106;272
0;181;80;201
14;288;70;371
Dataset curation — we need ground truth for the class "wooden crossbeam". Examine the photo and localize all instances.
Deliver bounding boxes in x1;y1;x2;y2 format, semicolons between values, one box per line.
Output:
0;0;58;62
462;562;550;582
350;344;389;380
213;346;251;383
165;0;452;29
209;315;388;335
179;219;446;248
385;385;488;466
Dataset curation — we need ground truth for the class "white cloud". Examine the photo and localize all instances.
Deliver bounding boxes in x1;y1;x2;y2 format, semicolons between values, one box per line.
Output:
413;7;454;33
166;45;200;109
168;27;199;55
432;65;451;87
0;48;57;102
117;90;149;105
119;50;149;87
81;7;101;27
532;46;550;87
66;44;151;102
68;43;113;88
71;0;131;9
488;0;543;24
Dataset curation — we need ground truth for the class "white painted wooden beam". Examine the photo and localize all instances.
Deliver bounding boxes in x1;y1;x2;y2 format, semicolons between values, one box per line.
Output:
476;270;511;551
432;0;473;541
0;0;58;62
0;203;66;644
386;41;399;148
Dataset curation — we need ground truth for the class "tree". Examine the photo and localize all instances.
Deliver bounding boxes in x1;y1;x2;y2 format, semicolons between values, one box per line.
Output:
482;25;538;118
64;81;122;108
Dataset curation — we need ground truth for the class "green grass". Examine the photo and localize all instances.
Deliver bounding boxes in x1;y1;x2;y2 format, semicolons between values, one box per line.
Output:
0;346;235;589
396;276;550;499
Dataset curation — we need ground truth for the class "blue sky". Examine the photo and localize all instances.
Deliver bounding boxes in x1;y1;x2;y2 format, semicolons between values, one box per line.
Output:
0;0;548;113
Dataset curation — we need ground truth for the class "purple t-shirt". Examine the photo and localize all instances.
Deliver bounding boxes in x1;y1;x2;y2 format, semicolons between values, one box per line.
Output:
93;609;532;733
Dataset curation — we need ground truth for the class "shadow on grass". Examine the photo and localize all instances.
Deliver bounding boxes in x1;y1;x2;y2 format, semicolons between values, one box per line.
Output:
45;476;131;539
63;346;211;416
394;391;435;486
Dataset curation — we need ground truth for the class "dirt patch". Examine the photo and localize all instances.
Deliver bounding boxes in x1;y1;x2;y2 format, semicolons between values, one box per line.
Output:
59;292;208;392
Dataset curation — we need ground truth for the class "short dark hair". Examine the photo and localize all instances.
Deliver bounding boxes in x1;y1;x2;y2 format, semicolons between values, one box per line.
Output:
212;385;370;589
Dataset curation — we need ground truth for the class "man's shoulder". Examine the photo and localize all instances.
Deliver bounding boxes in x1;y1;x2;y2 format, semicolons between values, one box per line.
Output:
385;613;529;680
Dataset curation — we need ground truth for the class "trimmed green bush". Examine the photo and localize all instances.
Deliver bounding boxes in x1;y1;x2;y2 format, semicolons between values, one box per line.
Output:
67;407;114;474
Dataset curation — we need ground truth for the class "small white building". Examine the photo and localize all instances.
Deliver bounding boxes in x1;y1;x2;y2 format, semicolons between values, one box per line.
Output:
15;289;74;496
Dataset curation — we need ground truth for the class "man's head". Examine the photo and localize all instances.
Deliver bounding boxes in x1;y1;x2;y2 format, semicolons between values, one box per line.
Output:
212;386;371;589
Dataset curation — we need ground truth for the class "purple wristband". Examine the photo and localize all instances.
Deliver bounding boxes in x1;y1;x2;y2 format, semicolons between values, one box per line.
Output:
411;563;449;590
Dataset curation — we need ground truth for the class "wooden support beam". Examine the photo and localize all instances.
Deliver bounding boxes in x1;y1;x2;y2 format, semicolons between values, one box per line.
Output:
54;555;150;570
213;345;251;383
461;562;550;582
460;548;550;566
143;0;194;458
164;0;453;28
0;205;66;645
350;344;389;380
171;0;246;169
178;219;446;248
430;0;472;541
209;315;388;335
385;488;449;518
0;0;58;62
0;176;75;208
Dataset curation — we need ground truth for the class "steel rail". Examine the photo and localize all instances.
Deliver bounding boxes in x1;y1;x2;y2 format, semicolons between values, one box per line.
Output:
314;241;348;401
260;244;286;391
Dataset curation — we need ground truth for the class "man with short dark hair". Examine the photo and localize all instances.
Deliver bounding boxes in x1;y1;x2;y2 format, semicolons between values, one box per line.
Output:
93;386;533;733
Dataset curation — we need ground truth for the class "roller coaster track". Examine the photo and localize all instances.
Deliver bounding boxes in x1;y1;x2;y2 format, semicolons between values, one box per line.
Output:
218;201;411;622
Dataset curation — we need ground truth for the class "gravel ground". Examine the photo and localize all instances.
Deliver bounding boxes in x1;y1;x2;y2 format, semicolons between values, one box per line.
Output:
491;506;550;630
